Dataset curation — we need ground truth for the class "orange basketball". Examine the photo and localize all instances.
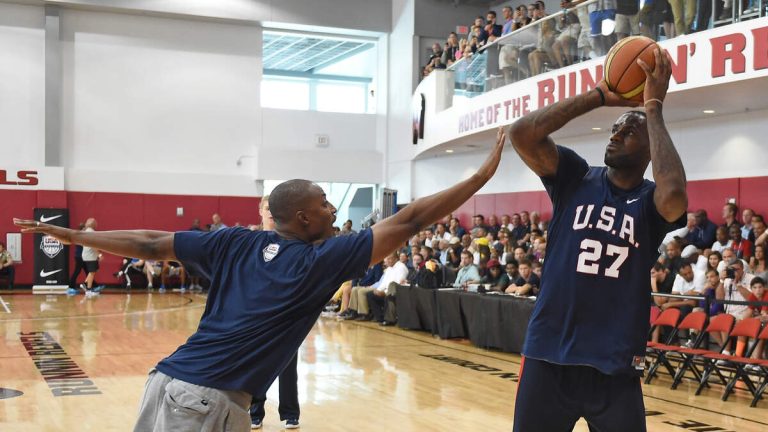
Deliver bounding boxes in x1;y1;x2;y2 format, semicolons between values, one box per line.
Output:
604;36;658;102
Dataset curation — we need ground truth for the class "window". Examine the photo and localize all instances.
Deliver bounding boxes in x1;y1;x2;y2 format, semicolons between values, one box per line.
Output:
262;30;377;114
261;78;310;110
316;82;367;113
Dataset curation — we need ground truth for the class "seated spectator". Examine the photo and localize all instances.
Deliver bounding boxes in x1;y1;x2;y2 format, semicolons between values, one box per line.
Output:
711;225;732;253
694;269;724;319
681;245;707;274
688;209;717;250
531;260;543;278
505;259;540;295
750;244;768;280
751;214;766;245
481;259;504;287
707;250;722;272
338;262;383;316
742;209;754;240
729;223;753;260
495;260;520;292
343;253;408;321
662;238;685;274
448;217;466;238
116;257;145;288
0;242;14;290
650;262;675;342
745;277;768;365
340;220;357;235
210;213;227;231
453;250;481;288
722;203;739;231
163;261;187;292
406;253;424;285
659;263;704;316
445;238;462;268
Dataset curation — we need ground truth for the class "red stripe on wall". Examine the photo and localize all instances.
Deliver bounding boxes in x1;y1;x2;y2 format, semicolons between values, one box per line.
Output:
3;175;767;286
0;190;260;286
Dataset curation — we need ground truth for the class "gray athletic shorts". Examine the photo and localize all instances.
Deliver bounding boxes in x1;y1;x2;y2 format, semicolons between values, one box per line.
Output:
133;369;251;432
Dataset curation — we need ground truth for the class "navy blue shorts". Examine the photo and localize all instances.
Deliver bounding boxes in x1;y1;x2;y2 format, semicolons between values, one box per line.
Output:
513;357;646;432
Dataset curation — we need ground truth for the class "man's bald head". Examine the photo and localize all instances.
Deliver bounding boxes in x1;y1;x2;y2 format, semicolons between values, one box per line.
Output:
269;179;319;225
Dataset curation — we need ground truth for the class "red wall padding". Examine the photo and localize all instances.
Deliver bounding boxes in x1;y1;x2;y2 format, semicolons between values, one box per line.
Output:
3;175;768;285
455;177;767;233
2;190;260;286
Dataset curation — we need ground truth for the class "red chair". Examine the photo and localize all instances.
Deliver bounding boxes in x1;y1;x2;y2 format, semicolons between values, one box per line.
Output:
725;323;768;406
645;311;707;385
644;308;681;384
695;317;763;397
669;313;735;390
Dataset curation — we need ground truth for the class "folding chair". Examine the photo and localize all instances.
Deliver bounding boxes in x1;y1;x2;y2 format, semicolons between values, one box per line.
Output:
669;313;735;390
748;324;768;407
695;317;763;397
724;322;768;403
645;310;707;385
644;308;681;384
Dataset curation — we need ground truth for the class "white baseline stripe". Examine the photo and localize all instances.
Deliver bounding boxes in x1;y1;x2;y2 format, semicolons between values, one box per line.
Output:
0;296;10;313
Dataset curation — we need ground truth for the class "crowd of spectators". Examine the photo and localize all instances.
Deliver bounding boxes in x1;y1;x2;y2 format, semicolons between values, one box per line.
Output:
651;203;768;365
423;0;763;84
332;210;550;325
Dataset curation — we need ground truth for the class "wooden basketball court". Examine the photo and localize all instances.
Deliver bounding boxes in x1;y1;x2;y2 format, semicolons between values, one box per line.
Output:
0;291;766;431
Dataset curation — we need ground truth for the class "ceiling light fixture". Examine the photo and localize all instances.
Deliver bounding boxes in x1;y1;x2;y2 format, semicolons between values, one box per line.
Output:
703;109;715;114
591;127;602;131
445;149;454;153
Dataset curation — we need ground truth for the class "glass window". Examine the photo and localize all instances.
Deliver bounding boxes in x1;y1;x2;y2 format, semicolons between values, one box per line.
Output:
316;82;367;113
261;78;310;110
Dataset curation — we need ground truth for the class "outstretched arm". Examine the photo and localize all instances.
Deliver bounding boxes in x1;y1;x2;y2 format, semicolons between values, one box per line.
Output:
638;48;688;222
506;77;637;178
369;128;506;266
13;219;176;261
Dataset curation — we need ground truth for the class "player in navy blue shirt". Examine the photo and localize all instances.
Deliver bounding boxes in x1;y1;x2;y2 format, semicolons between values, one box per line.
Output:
15;129;507;431
506;48;687;431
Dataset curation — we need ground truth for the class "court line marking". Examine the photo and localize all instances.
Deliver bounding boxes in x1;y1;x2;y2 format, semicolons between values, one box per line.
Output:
0;296;10;313
0;296;202;322
345;320;768;426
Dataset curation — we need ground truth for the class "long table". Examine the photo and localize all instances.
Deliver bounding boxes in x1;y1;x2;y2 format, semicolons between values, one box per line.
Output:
396;285;535;353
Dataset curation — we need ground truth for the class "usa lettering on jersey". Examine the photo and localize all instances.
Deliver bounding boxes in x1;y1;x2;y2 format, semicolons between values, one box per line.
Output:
571;204;639;279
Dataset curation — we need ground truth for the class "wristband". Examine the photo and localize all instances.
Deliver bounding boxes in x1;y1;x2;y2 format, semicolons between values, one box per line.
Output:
644;98;663;107
594;87;605;106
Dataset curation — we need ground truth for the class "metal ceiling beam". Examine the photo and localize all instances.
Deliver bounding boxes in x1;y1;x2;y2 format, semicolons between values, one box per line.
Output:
308;42;374;73
263;70;372;83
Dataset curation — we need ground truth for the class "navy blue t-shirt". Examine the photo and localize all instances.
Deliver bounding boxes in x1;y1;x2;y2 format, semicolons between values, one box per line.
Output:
522;146;684;375
155;227;373;395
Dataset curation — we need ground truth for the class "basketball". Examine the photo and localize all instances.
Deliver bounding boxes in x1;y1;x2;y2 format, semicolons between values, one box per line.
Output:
604;36;658;102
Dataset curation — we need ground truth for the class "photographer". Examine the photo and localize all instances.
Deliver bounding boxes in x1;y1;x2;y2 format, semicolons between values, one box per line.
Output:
716;260;753;358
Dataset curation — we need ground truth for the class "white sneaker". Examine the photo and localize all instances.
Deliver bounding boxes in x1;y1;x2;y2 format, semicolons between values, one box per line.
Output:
745;364;761;372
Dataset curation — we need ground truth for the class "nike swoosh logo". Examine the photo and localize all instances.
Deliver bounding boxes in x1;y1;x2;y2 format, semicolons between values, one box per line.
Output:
626;198;639;204
40;269;63;277
40;215;62;223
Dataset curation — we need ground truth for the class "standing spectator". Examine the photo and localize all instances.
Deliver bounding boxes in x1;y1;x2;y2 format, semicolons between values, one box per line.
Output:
669;0;696;35
210;213;227;231
0;242;14;290
441;32;461;67
501;5;515;34
80;218;100;297
615;0;641;40
473;16;489;44
69;222;86;288
486;10;504;40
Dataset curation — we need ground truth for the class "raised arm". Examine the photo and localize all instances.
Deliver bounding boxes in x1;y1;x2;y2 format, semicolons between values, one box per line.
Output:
369;128;505;266
638;48;688;222
506;76;636;178
13;219;176;261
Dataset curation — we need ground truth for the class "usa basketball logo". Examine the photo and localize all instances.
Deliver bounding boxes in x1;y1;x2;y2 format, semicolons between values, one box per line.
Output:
40;236;63;259
263;244;280;262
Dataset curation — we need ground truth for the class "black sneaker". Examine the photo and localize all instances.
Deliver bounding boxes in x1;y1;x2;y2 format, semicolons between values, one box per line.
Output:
251;418;262;429
285;418;299;429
